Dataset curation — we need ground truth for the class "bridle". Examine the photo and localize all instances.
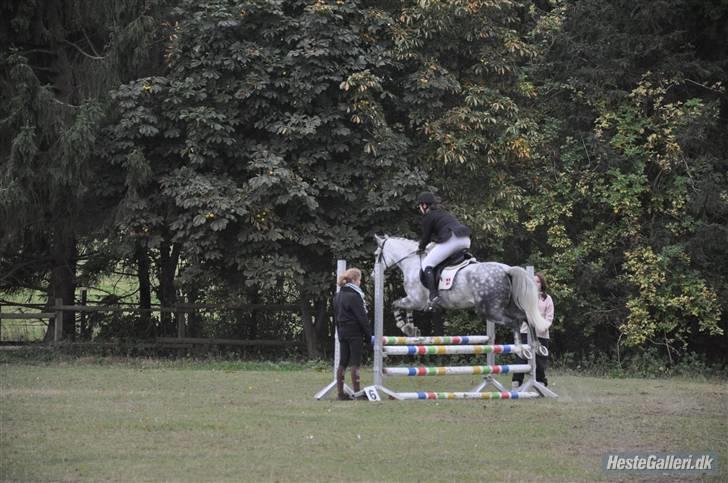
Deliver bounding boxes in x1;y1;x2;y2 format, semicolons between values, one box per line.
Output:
377;237;420;270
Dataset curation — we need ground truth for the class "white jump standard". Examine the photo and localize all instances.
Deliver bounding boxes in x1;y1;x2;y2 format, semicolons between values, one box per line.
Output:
314;260;356;400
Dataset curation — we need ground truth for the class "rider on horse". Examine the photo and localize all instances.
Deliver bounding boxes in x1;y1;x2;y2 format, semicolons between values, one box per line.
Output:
416;191;472;308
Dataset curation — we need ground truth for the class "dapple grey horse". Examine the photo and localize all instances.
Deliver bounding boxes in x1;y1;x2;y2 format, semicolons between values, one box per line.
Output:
374;235;549;358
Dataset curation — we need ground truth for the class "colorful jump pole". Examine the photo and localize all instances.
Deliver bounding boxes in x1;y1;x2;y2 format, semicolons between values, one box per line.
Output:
383;364;532;377
395;391;540;400
375;335;489;345
383;344;531;356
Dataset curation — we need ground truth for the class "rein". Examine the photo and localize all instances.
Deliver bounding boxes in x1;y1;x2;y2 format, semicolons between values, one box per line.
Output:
378;238;420;270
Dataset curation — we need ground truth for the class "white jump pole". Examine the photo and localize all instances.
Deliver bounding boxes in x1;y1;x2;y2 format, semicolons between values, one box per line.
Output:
373;260;384;387
360;259;400;400
314;260;350;400
475;320;507;392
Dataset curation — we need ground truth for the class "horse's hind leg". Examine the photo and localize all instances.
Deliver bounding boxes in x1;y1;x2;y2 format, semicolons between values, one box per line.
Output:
519;321;549;357
528;322;548;357
512;324;533;360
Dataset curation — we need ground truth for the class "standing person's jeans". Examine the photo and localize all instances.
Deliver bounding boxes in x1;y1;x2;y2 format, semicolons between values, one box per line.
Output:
511;333;549;386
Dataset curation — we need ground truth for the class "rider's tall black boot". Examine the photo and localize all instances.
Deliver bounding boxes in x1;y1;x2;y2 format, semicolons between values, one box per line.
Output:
423;267;440;307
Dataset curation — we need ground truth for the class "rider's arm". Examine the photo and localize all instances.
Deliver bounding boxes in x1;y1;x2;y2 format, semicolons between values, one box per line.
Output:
419;212;435;251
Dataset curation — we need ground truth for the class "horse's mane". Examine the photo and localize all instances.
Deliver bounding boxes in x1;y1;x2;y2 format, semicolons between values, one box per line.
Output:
385;236;419;250
388;236;417;244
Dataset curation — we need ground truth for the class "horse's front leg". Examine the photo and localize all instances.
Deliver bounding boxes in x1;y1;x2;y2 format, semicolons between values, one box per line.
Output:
393;308;410;335
393;308;419;337
393;297;422;337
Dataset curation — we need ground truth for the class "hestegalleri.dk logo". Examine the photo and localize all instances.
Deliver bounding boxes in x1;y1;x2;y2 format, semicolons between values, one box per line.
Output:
603;452;717;474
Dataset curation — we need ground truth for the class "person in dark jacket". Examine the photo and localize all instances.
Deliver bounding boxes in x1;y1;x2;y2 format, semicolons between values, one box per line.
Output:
417;191;472;307
333;267;372;400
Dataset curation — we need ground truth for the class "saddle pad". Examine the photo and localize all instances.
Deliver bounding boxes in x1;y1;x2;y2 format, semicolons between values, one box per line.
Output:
439;258;477;290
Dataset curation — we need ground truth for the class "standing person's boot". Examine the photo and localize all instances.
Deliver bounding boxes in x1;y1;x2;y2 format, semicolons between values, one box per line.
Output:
350;367;361;395
336;366;349;400
423;267;440;308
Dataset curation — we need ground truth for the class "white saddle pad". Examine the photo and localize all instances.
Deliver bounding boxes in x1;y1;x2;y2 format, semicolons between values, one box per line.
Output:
438;258;477;290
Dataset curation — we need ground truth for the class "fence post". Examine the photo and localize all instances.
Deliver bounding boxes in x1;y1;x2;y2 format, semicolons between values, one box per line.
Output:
177;305;185;339
54;298;63;343
79;288;88;339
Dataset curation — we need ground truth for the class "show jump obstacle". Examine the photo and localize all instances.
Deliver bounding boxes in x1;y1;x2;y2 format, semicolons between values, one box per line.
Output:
314;260;355;400
315;260;558;401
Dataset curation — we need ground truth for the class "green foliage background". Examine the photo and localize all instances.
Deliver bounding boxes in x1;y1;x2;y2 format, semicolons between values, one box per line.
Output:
1;0;726;364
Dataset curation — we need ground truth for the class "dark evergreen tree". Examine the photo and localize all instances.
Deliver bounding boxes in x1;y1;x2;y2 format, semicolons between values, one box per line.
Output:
0;0;170;339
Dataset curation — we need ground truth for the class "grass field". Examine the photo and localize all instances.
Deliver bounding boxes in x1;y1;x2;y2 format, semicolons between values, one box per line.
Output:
1;356;726;482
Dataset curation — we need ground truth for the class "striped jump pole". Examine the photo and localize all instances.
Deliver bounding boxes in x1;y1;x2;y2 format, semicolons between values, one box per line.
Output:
383;364;532;377
382;344;531;356
395;391;541;400
375;335;489;345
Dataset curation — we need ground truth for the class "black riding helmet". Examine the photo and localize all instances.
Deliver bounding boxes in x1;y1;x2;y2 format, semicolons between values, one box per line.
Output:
416;191;436;206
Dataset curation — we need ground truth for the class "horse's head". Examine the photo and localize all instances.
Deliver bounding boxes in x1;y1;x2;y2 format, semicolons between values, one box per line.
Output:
374;234;389;265
373;235;419;271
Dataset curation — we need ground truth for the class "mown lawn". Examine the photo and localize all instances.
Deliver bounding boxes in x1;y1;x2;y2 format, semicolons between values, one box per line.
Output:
1;357;726;482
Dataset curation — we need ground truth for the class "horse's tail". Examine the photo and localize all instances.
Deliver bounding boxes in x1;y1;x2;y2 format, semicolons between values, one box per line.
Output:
507;266;549;333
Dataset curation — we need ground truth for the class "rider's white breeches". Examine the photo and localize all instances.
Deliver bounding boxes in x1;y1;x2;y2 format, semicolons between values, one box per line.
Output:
421;235;471;269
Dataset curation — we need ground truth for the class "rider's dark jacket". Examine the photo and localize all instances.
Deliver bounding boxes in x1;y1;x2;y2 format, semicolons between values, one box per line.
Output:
334;286;372;339
419;207;471;251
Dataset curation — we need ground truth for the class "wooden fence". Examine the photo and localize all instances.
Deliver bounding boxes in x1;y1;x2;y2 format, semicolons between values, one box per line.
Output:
0;300;303;348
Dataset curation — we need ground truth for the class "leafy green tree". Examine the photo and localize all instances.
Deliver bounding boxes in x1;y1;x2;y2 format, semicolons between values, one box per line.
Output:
109;0;425;352
521;0;727;361
378;0;544;260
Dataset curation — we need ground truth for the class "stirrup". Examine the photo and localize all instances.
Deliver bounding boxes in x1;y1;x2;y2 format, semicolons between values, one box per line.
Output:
426;296;441;311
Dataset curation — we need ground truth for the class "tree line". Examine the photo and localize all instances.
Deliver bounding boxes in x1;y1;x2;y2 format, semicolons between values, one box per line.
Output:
1;0;726;363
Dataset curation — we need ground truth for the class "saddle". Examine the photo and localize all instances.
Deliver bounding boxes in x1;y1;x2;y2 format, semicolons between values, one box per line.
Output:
420;250;477;291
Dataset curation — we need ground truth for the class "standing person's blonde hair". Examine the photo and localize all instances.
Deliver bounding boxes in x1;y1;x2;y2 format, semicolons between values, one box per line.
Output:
337;268;361;287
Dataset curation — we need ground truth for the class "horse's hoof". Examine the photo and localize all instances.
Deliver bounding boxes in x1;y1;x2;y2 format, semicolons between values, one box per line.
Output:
401;323;420;337
537;345;549;357
396;320;405;329
521;348;533;360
